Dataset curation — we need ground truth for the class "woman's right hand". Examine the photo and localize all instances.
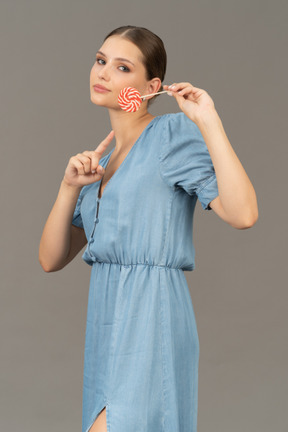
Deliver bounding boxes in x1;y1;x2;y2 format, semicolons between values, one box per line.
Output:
63;130;115;187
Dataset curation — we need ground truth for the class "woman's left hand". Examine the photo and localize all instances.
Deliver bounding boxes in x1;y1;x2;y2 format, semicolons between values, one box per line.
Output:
163;82;216;123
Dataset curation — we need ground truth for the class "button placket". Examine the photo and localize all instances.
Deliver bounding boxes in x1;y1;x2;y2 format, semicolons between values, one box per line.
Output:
88;197;100;258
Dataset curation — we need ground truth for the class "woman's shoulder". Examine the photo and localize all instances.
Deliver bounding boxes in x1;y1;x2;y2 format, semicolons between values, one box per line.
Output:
155;112;200;149
156;111;198;132
156;111;183;122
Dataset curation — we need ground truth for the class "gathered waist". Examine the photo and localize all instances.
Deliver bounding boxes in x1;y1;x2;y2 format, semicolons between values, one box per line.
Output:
92;259;184;271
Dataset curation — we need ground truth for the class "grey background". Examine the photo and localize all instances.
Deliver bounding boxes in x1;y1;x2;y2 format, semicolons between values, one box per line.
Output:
1;1;287;431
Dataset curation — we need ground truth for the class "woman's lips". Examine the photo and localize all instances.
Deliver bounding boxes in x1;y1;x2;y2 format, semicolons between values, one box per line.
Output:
93;85;110;93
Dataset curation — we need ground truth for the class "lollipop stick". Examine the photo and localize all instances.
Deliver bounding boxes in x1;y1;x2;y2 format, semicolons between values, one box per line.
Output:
140;90;170;99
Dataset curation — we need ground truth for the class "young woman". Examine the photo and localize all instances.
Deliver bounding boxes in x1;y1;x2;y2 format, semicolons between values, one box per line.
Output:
39;25;258;432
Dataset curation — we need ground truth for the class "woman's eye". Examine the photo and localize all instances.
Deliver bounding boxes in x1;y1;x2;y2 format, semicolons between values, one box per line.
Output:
119;65;130;72
95;58;129;72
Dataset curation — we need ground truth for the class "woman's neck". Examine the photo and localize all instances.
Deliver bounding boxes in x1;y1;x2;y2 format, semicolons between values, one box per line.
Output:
108;109;155;153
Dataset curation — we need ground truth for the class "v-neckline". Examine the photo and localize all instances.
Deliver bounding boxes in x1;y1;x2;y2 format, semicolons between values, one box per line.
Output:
97;116;159;199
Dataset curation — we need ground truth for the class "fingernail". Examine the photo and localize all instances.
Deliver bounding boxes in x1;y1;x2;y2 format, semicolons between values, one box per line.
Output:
167;91;173;96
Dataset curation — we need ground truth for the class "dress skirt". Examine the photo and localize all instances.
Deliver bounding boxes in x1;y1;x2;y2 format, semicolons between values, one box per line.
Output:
83;262;199;432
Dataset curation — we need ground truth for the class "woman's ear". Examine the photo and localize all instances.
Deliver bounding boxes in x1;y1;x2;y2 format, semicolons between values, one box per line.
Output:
146;78;162;98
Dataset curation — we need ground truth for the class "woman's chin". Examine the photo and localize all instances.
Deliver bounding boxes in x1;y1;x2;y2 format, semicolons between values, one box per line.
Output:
89;97;120;111
90;94;108;106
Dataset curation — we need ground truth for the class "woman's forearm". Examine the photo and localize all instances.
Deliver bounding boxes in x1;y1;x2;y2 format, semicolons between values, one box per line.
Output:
196;108;258;226
39;180;82;272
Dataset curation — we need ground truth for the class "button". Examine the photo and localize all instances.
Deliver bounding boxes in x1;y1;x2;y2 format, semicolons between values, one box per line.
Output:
91;256;96;262
89;238;94;244
94;217;99;224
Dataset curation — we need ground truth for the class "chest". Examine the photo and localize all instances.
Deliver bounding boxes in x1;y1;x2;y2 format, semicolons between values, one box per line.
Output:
98;150;131;198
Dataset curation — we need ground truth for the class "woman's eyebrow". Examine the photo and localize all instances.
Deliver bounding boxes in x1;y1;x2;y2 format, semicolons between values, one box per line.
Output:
96;51;135;67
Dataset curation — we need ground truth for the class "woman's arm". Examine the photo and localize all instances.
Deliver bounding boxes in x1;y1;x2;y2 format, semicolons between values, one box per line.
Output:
39;180;87;272
163;83;259;229
197;109;258;229
39;130;115;272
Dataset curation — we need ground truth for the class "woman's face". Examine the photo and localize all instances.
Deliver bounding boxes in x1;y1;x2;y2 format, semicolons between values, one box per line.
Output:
90;35;158;110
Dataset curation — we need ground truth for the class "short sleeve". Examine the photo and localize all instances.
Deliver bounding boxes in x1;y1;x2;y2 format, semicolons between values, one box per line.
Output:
71;186;85;228
159;113;219;210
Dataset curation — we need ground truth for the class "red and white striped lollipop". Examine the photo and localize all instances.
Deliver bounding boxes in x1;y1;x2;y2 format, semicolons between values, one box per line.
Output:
118;86;170;112
118;87;142;112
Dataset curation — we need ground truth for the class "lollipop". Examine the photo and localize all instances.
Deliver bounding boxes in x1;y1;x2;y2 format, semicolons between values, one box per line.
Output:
118;86;170;112
118;87;142;112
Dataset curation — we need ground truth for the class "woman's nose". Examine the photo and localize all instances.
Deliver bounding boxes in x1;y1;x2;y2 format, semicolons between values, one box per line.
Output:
98;64;110;80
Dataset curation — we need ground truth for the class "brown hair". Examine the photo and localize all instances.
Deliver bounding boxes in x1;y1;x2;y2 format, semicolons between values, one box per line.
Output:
103;25;167;107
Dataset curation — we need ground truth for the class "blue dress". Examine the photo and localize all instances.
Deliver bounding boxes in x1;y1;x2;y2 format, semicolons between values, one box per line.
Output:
72;112;219;432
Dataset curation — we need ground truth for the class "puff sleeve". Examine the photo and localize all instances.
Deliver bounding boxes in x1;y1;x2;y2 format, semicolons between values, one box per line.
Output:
159;112;219;210
71;186;86;228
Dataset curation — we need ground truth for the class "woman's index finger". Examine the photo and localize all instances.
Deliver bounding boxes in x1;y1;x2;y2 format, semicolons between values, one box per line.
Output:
95;130;115;155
